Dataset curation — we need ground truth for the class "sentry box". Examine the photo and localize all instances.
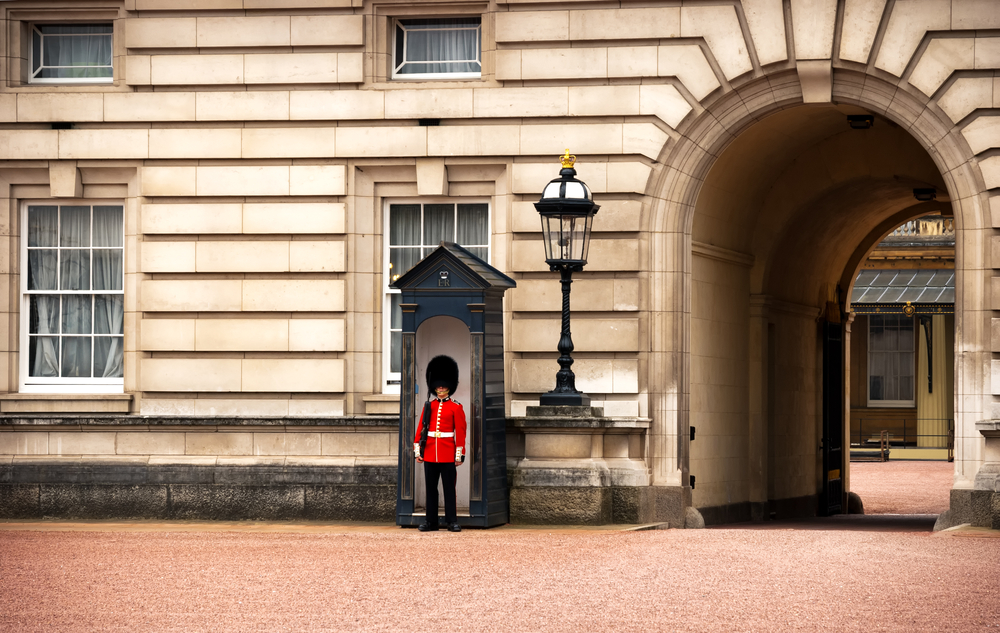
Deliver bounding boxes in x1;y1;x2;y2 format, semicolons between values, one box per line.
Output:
391;242;515;528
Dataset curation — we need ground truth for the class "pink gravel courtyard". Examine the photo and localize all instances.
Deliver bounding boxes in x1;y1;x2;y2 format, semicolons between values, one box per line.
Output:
1;461;997;633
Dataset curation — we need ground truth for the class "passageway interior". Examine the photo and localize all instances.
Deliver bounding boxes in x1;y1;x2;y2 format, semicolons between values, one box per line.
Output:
688;104;951;523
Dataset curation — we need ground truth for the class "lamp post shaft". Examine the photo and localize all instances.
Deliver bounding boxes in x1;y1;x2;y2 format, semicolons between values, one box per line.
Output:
540;266;590;406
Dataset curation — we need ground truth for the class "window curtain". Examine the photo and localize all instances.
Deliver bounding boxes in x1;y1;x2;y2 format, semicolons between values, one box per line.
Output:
58;207;91;378
397;20;480;75
389;204;421;281
868;314;914;402
35;25;112;79
93;206;124;378
27;207;59;377
386;202;489;378
423;204;454;253
27;205;123;379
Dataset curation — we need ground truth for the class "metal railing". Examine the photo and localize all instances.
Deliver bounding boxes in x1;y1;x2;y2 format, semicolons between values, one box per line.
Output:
885;217;955;239
851;418;954;461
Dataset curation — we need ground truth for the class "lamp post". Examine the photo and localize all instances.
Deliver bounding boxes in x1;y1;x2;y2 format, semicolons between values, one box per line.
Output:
535;150;600;406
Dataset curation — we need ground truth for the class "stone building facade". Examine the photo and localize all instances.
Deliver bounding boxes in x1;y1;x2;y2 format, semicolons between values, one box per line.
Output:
1;0;998;527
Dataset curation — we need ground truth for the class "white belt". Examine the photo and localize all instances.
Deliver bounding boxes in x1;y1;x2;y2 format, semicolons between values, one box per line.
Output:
430;432;454;438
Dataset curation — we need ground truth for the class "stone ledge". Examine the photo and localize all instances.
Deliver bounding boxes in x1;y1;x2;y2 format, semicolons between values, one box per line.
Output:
975;420;1000;434
507;416;651;431
0;394;132;414
0;414;397;428
363;394;400;415
525;405;605;418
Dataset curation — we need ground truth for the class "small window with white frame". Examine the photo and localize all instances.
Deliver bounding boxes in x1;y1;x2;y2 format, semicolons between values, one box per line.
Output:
392;17;481;80
30;23;113;84
21;202;124;393
867;314;915;407
383;201;489;391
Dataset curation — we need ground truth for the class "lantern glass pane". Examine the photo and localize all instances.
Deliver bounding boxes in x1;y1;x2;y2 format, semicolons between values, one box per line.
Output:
540;214;556;261
564;181;585;199
580;214;595;262
542;182;562;199
560;216;576;260
571;216;589;260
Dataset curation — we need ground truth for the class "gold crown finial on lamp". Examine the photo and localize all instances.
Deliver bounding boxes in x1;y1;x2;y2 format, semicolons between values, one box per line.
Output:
560;149;576;169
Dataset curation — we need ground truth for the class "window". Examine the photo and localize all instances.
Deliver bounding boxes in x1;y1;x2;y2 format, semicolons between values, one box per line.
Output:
868;314;915;407
393;18;481;79
384;201;489;391
21;203;124;392
30;23;113;84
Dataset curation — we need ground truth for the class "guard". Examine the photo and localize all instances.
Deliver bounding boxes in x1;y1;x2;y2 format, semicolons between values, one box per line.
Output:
414;355;467;532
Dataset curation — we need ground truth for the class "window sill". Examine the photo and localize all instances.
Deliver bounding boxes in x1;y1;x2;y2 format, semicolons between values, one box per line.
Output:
0;394;132;414
363;394;400;415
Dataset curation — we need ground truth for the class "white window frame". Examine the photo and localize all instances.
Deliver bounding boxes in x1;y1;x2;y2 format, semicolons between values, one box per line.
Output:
19;200;125;394
866;314;916;408
391;17;482;81
29;22;114;85
382;199;490;393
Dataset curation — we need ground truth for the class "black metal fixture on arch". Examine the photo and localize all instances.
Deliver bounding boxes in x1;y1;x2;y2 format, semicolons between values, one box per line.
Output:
535;150;600;406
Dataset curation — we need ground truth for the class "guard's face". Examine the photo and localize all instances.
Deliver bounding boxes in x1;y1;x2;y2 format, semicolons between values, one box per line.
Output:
435;386;450;398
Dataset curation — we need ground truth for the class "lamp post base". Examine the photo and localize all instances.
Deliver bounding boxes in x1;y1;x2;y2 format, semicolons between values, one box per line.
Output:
539;391;591;407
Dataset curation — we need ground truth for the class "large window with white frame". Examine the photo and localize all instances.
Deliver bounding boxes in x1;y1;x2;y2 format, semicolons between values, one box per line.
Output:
21;202;124;393
383;201;489;392
29;23;113;83
867;314;915;407
392;17;481;80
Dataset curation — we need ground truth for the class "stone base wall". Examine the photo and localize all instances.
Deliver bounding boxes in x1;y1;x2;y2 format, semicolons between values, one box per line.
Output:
508;484;688;526
0;461;395;521
971;491;1000;530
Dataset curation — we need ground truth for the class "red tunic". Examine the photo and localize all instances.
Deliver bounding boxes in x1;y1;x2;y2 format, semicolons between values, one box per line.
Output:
414;398;467;463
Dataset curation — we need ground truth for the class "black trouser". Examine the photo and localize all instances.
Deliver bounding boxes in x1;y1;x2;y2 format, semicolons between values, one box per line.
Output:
423;461;457;525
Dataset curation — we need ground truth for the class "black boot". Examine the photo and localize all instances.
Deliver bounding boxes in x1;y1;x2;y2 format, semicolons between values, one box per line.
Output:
418;522;439;532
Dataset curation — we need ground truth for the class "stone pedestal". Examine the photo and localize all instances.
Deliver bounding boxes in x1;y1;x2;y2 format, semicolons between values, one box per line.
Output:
972;421;1000;529
506;406;654;525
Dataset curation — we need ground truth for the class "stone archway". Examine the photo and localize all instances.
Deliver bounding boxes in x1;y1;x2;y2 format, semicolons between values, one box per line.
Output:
645;70;991;524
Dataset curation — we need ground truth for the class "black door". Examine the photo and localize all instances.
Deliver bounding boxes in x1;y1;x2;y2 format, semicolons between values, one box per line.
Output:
821;320;844;516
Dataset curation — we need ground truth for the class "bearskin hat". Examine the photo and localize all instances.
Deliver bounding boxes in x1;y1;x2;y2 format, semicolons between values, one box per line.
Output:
426;355;459;395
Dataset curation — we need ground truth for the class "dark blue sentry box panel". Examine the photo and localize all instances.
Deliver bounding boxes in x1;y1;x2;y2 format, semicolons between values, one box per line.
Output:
391;242;515;528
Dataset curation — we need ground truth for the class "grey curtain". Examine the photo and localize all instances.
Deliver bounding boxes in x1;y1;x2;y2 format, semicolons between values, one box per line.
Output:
869;314;914;402
34;25;113;79
27;204;123;379
395;19;480;75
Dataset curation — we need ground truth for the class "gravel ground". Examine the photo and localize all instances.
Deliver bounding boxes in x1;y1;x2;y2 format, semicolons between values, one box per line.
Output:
1;461;996;633
1;527;998;633
849;460;953;514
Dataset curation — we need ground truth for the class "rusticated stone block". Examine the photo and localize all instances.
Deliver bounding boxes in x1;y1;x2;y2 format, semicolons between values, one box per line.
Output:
611;486;655;524
304;485;395;521
0;485;41;518
652;485;689;528
167;484;304;520
40;484;168;519
950;488;974;525
509;486;611;524
971;490;1000;529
